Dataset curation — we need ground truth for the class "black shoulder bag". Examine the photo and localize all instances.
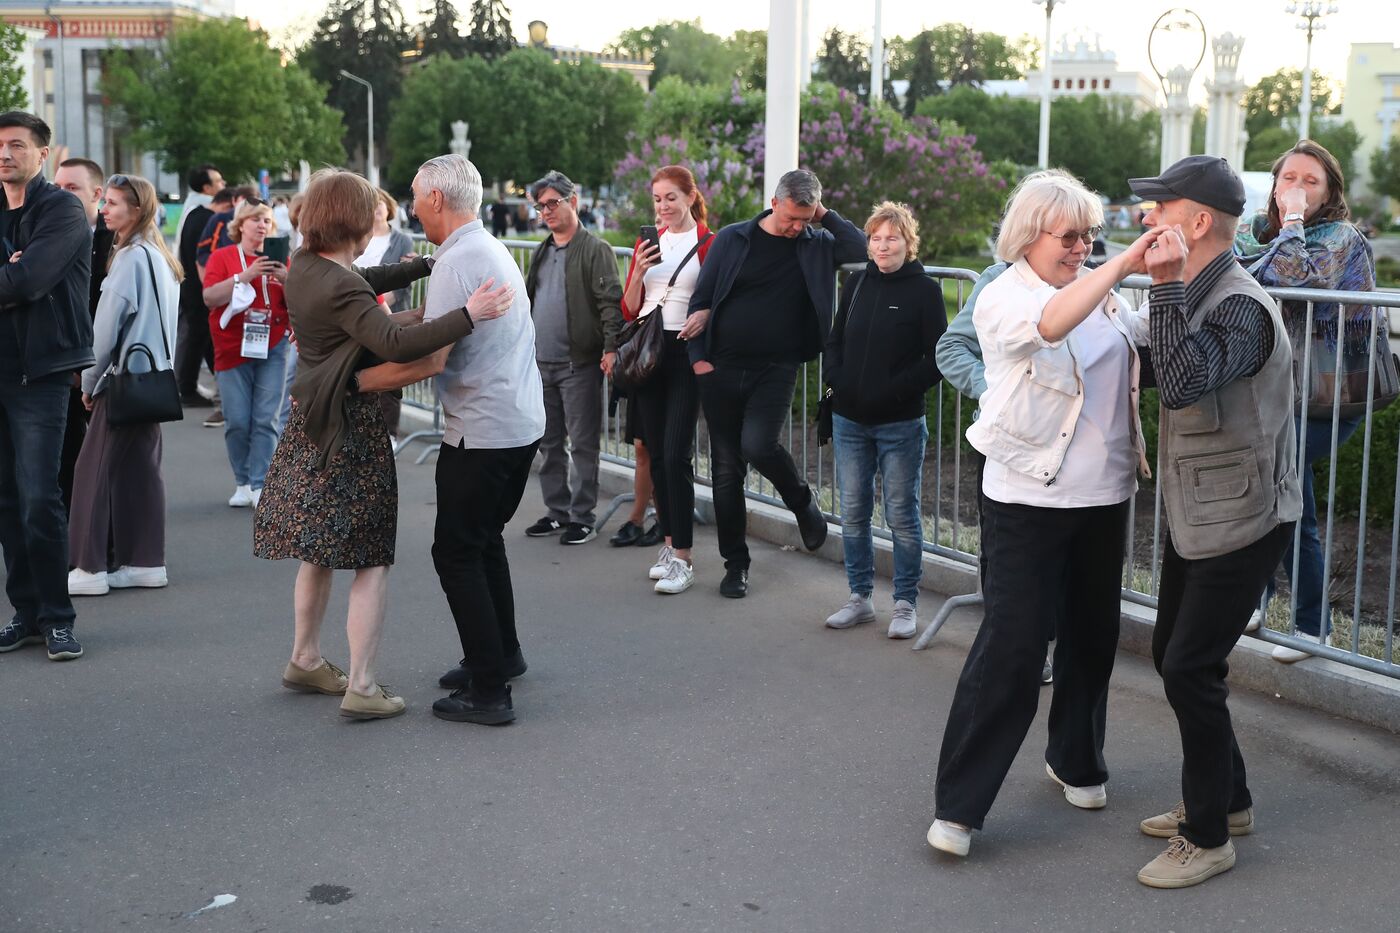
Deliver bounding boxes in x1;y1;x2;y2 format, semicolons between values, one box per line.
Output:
106;247;184;427
612;233;712;395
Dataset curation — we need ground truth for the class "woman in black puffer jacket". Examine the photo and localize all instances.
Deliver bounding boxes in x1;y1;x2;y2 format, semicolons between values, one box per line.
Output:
822;201;945;639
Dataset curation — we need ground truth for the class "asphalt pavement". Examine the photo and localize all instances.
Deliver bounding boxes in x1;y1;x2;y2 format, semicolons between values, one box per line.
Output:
5;414;1400;933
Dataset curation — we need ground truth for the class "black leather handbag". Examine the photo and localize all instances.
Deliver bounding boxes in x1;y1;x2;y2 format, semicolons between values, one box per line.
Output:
613;233;711;394
105;248;183;427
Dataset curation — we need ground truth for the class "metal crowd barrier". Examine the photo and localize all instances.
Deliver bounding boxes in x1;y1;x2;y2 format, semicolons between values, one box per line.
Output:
395;234;1398;681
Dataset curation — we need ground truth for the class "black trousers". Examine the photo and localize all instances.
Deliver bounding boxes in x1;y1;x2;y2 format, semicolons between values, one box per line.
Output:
697;361;809;571
58;386;87;515
175;291;214;396
431;440;539;698
1153;523;1291;848
635;332;699;550
935;496;1129;829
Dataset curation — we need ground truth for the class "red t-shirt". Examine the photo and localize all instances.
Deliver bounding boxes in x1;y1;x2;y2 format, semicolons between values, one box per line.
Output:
202;243;290;371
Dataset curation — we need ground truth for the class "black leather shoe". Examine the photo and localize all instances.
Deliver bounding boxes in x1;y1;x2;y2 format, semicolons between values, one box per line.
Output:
795;488;828;551
432;685;515;726
179;392;214;408
609;520;643;547
720;568;749;599
635;522;663;547
438;649;527;689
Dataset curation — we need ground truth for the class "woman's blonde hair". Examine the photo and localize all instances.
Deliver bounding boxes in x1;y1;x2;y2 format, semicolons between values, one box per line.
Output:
994;169;1104;263
105;174;183;281
299;169;377;253
228;200;276;242
864;201;920;262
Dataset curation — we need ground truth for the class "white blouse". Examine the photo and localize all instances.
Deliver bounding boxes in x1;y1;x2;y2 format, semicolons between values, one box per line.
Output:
638;226;701;331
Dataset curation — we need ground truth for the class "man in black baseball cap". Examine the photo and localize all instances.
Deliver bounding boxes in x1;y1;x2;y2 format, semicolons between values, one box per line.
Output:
1129;156;1302;889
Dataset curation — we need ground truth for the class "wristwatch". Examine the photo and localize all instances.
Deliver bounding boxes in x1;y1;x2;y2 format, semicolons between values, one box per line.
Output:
1283;212;1305;225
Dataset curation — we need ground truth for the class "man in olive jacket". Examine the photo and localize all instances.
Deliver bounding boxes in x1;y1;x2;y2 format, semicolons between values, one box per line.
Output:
522;170;622;546
0;111;95;662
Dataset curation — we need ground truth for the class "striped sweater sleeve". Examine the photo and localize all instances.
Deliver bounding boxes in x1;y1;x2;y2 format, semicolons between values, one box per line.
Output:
1149;283;1274;410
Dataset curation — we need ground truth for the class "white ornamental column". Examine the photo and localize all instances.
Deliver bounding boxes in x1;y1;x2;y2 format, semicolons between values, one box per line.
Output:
764;0;801;200
1204;33;1247;165
1161;66;1194;171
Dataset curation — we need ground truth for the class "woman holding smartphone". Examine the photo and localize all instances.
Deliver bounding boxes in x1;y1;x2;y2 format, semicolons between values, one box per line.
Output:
620;166;713;594
201;199;291;508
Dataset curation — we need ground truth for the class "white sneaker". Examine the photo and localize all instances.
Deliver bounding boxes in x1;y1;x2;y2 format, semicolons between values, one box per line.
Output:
654;558;694;595
67;568;109;596
1272;632;1332;664
648;545;675;580
228;485;254;508
888;599;917;639
108;565;168;589
1245;607;1263;633
825;593;875;629
1045;762;1107;809
927;819;972;857
251;487;262;508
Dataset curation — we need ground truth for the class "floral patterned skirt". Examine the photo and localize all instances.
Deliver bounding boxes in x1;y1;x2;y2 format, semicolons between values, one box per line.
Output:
253;394;397;569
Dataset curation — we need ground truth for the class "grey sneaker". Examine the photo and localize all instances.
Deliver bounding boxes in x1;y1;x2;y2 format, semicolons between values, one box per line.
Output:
1137;836;1236;889
825;593;875;629
888;600;917;639
1140;801;1255;839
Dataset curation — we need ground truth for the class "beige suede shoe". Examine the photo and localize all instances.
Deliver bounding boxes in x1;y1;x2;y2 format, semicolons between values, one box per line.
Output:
1137;836;1236;889
1140;801;1255;838
339;684;406;720
281;658;349;696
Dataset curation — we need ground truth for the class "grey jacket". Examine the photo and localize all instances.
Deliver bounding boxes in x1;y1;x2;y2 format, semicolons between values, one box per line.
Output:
935;262;1007;401
83;238;181;396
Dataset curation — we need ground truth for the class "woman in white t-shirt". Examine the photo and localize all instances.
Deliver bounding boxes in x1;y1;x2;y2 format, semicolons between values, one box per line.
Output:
928;169;1163;860
619;166;714;595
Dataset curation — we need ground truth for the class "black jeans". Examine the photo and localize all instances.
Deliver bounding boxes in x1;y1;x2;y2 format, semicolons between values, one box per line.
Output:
0;380;76;631
935;496;1129;830
1154;523;1292;848
635;332;699;550
175;289;214;396
59;385;87;514
431;440;539;698
697;362;809;571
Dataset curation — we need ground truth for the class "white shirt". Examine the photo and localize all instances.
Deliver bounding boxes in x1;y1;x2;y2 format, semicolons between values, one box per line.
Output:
354;233;392;270
638;226;701;330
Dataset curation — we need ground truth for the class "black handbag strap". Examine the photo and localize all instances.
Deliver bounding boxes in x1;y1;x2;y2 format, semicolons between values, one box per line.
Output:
111;244;173;371
644;232;713;316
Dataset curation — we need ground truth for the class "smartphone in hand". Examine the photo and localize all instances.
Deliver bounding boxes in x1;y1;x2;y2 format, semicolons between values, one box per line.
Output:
261;235;290;265
639;225;661;254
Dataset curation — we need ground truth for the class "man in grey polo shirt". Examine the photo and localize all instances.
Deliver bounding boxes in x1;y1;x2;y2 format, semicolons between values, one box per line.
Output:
363;154;544;726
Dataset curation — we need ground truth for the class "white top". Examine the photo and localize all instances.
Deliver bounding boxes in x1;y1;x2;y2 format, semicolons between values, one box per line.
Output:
638;226;701;330
422;219;546;449
354;233;392;270
975;261;1139;509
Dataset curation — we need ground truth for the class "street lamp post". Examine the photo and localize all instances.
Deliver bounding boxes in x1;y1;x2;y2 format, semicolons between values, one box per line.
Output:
871;0;884;106
1032;0;1062;169
339;69;378;187
1286;2;1337;141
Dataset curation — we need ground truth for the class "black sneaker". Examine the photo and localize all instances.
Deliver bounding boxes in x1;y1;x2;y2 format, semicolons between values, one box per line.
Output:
635;522;663;547
525;517;565;537
0;616;42;653
45;625;83;661
609;520;643;547
795;487;828;551
437;649;528;690
432;685;515;725
560;523;596;545
180;392;214;408
720;568;749;599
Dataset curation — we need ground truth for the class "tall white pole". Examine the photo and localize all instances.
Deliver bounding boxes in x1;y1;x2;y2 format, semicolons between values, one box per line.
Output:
764;0;801;201
1037;2;1056;169
799;0;812;90
871;0;884;105
340;69;378;187
1299;31;1313;140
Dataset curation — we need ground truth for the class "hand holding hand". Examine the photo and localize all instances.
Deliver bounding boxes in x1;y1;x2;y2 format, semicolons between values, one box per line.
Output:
1117;227;1163;277
678;308;709;341
465;277;514;323
1145;225;1189;285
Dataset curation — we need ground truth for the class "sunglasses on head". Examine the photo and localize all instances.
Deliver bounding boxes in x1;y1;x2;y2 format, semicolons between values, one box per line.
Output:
106;174;131;189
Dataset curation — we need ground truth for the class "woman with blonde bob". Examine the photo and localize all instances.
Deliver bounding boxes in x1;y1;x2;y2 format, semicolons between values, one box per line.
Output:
253;168;514;721
821;202;945;637
928;170;1163;858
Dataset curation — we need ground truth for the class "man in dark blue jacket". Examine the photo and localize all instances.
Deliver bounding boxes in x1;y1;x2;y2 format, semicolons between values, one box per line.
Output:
0;111;95;661
681;169;866;597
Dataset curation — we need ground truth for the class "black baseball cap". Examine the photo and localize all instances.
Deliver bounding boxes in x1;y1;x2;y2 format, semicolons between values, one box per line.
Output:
1128;156;1245;216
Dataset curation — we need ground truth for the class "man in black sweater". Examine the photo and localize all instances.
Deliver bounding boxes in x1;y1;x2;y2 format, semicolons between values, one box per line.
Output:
682;169;867;597
175;177;228;405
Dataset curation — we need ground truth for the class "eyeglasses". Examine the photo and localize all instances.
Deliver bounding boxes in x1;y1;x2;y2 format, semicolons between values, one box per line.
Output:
1043;226;1102;248
536;197;570;213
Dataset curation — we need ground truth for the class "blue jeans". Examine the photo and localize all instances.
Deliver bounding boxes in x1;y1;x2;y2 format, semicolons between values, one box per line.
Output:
1267;413;1362;637
215;338;290;490
833;413;927;604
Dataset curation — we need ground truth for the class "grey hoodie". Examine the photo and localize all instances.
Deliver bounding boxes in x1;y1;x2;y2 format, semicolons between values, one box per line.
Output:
82;236;181;396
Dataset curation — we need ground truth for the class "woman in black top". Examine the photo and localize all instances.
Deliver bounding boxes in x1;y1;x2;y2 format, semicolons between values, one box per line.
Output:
822;202;945;639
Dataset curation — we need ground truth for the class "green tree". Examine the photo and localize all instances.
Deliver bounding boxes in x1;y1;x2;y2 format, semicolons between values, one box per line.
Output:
465;0;514;60
1244;67;1337;140
1370;142;1400;205
103;19;344;183
814;28;869;99
729;28;767;91
902;34;940;117
917;85;1038;165
419;0;469;59
298;0;410;157
0;24;28;111
609;20;739;89
894;25;1033;82
1048;95;1159;200
1246;119;1362;178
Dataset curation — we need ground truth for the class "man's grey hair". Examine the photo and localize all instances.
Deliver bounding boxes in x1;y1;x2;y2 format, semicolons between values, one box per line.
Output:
416;154;483;215
530;170;576;202
774;170;822;206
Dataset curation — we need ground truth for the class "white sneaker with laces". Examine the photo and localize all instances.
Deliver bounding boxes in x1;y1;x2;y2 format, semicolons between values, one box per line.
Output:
108;566;168;589
654;558;694;595
927;819;972;857
1272;632;1332;663
825;593;875;629
888;599;917;639
648;545;675;580
1045;762;1107;809
67;568;109;596
228;485;254;508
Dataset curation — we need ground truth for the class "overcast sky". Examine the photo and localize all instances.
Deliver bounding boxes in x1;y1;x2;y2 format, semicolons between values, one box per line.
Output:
243;0;1393;104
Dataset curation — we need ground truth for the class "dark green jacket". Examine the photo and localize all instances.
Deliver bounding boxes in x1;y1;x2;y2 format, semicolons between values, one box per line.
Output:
524;227;623;364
